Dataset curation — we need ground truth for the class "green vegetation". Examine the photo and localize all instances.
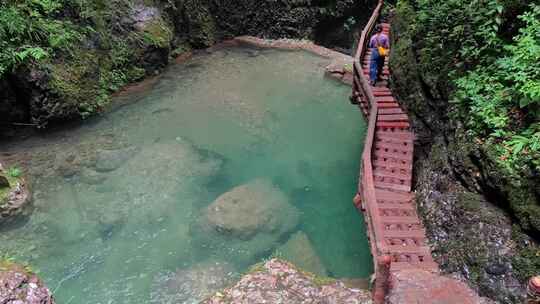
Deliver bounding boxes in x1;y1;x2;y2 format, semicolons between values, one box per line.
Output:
394;0;540;233
392;1;540;293
0;0;175;122
0;167;23;205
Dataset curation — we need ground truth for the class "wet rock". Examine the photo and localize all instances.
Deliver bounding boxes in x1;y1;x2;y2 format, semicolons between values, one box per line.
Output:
151;261;237;304
95;146;138;172
387;269;494;304
0;262;55;304
485;262;507;276
192;179;299;265
132;5;161;31
55;153;81;177
79;168;106;185
202;179;299;240
202;259;372;304
0;175;9;188
276;231;327;276
0;179;32;226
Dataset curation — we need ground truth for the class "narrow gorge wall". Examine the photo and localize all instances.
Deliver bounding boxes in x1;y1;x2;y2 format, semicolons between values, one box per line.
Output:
0;0;376;130
389;2;539;303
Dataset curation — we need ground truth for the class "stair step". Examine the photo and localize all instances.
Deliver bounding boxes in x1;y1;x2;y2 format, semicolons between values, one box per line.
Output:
375;141;414;153
375;96;396;103
390;261;438;272
375;188;414;200
378;108;404;115
374;150;412;161
376;136;413;146
374;169;412;181
373;159;413;172
385;245;431;254
376;131;415;140
378;114;409;122
375;181;412;192
376;121;411;128
377;102;400;109
383;229;426;239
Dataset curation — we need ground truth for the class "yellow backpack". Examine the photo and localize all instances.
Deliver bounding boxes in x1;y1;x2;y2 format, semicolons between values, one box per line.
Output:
376;34;389;57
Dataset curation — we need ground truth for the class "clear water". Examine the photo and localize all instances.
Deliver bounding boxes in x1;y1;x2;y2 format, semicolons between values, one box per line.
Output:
0;47;371;303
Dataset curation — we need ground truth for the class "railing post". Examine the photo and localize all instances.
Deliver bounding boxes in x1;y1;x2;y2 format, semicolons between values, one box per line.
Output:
373;255;392;304
526;276;540;304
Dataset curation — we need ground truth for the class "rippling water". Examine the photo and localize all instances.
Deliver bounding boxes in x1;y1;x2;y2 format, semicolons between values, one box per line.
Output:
0;47;371;303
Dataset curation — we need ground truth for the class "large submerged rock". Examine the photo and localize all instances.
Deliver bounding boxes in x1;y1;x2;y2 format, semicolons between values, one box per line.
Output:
203;179;298;239
151;261;237;304
202;259;373;304
0;261;55;304
276;231;328;277
193;179;300;265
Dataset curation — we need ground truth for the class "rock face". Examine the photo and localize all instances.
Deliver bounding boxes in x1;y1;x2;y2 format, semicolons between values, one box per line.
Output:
0;0;372;130
0;178;32;226
202;259;373;304
193;179;300;265
276;231;327;277
390;4;537;302
0;262;55;304
387;270;494;304
151;261;237;304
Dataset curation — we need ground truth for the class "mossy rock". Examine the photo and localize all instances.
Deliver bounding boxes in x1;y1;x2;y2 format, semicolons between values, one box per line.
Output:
0;167;32;225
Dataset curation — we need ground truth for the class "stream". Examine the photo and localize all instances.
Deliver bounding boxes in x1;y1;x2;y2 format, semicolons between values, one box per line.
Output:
0;46;372;303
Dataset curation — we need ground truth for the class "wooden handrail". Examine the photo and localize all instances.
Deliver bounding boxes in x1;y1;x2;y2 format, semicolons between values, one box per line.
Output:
355;0;384;61
353;0;385;255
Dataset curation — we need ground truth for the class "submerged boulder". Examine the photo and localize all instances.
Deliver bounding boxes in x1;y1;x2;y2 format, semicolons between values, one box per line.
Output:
94;146;139;172
276;231;327;277
0;261;55;304
192;179;300;265
151;261;237;304
203;179;299;239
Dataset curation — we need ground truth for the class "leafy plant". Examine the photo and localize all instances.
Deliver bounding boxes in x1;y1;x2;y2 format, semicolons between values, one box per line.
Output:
7;167;22;178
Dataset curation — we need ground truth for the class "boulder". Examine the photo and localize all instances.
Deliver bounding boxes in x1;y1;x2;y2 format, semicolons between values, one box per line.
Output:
0;262;55;304
192;179;300;265
0;179;32;226
202;179;299;240
79;168;106;185
151;261;236;304
0;175;9;188
95;146;138;172
202;259;372;304
276;231;327;277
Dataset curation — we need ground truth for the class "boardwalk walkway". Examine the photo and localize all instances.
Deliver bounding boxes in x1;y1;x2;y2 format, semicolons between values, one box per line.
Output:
355;22;438;274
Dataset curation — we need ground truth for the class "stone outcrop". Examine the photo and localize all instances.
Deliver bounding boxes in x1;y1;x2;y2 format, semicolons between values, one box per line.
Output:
389;4;538;302
203;259;373;304
0;262;55;304
1;0;372;130
0;163;32;226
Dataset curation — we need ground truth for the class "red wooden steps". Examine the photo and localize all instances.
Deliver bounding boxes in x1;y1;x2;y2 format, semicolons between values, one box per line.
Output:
353;18;438;276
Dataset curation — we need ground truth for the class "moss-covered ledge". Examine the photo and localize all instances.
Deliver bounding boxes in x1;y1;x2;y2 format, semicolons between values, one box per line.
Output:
0;258;55;304
0;163;32;225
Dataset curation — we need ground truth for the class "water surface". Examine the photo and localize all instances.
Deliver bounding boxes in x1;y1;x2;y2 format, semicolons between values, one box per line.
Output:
1;47;371;303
